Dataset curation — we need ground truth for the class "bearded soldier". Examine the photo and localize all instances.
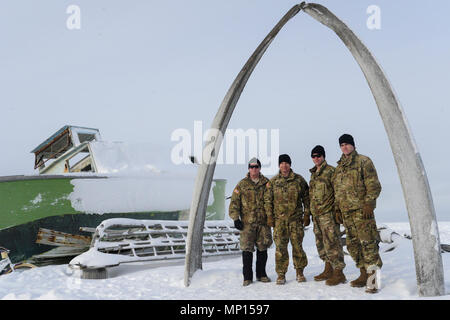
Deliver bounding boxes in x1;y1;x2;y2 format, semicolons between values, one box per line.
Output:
309;145;346;286
264;154;310;285
229;158;273;286
332;134;382;294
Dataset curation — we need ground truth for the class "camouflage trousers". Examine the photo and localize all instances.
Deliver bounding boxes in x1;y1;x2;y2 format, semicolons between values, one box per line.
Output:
342;209;383;269
273;218;307;274
312;212;345;270
240;222;273;252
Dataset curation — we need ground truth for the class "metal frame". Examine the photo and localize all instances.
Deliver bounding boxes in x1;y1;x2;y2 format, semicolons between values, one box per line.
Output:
69;218;240;270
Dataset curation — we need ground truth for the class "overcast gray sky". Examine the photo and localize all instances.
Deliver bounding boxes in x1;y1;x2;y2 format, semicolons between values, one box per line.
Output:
1;1;449;222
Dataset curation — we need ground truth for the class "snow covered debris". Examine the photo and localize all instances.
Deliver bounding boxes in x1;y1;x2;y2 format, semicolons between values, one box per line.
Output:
0;222;449;300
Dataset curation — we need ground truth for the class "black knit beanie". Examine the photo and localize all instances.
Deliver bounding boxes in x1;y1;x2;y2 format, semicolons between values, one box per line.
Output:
311;145;326;158
339;134;355;147
278;154;291;166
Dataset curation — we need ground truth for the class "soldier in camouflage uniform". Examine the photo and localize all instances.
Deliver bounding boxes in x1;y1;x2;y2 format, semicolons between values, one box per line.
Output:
309;145;346;286
229;158;273;286
264;154;310;285
332;134;382;294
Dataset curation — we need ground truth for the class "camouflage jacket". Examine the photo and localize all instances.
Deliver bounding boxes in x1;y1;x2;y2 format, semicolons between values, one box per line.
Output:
264;169;310;221
309;161;335;216
229;173;269;224
332;150;381;212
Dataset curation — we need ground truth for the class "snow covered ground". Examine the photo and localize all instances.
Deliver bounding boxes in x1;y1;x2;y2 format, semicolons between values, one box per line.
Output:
1;221;449;300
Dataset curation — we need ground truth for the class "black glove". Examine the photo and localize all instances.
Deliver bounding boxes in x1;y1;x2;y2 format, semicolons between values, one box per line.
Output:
234;219;244;230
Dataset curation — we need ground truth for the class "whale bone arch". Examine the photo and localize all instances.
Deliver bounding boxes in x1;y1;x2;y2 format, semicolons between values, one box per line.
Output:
184;2;444;297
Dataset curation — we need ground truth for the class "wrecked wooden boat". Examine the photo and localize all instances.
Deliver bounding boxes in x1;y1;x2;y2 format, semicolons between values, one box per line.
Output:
0;125;226;263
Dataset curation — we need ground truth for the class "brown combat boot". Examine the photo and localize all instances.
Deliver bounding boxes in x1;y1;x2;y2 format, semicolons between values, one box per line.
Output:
314;262;333;281
243;280;253;287
276;274;286;285
256;276;271;283
296;269;306;283
350;267;368;288
325;268;346;286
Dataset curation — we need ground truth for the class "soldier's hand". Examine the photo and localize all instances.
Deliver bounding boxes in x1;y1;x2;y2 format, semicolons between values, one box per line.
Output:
303;214;310;227
234;219;244;230
335;209;343;224
362;203;375;219
267;215;275;228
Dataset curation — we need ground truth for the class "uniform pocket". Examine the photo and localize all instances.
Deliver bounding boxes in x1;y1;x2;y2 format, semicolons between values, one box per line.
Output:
312;181;326;202
274;186;284;203
288;184;299;201
356;216;379;242
260;225;273;248
241;188;255;209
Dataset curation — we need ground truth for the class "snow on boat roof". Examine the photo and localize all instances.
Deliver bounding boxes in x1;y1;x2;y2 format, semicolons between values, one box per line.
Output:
30;125;100;154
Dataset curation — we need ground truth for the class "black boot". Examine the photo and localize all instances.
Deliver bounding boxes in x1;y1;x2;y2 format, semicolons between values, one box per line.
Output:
256;250;271;282
242;251;253;286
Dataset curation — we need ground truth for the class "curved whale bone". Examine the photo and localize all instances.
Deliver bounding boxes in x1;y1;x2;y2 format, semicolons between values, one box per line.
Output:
301;2;444;297
183;4;303;287
184;2;445;297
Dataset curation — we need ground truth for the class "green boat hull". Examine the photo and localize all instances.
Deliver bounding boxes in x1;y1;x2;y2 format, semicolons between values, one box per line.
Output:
0;175;226;263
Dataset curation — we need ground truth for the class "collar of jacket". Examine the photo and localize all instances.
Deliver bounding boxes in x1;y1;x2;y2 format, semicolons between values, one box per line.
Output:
338;150;358;167
277;169;295;181
309;160;328;175
245;172;267;185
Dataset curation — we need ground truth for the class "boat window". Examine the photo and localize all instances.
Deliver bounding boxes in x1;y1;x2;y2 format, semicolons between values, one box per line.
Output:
68;147;94;173
34;130;73;169
78;133;96;144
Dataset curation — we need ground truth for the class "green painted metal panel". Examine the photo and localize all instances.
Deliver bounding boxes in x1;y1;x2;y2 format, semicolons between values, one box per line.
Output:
0;178;77;230
0;175;227;262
